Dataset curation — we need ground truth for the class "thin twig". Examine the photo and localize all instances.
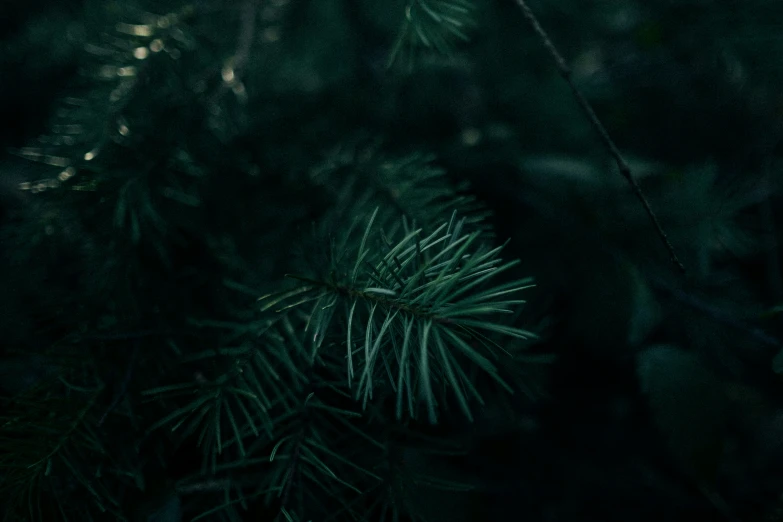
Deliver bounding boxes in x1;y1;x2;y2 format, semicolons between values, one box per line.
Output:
512;0;685;273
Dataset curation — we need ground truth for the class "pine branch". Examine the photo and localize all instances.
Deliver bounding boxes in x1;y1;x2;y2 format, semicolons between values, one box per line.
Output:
311;146;492;237
12;4;200;192
0;380;126;521
388;0;477;69
9;4;225;264
141;335;293;474
240;367;371;521
209;0;260;105
144;315;372;521
260;209;537;423
321;415;474;522
512;0;686;274
260;357;374;520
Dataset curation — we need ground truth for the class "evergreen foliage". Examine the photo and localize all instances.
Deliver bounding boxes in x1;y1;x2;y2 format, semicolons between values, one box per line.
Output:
2;0;783;521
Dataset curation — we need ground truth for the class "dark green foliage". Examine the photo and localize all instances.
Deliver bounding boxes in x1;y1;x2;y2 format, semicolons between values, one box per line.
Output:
2;0;783;521
0;378;132;521
310;146;491;234
136;199;537;519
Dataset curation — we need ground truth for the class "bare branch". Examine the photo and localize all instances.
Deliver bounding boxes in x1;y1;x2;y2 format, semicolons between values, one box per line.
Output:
513;0;686;273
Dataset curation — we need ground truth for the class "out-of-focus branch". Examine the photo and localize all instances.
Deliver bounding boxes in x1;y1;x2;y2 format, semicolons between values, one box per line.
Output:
234;0;260;73
512;0;686;274
206;0;259;103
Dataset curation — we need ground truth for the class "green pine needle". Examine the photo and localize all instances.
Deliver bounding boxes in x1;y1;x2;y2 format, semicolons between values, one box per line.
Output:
259;209;536;423
388;0;477;69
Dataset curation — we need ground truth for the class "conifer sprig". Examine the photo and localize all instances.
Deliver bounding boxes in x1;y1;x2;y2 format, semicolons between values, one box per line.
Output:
144;312;375;521
324;421;474;522
12;4;199;193
312;148;492;237
0;379;127;521
388;0;477;68
141;328;301;474
259;209;536;423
